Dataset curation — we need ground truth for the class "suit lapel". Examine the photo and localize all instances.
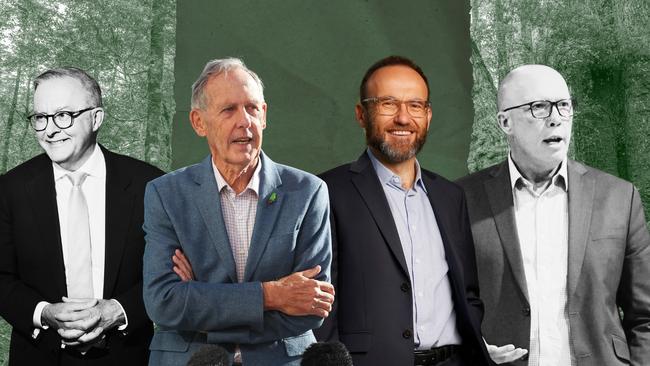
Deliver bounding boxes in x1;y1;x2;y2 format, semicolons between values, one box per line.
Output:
244;153;285;282
566;160;593;298
350;152;409;277
484;162;529;301
103;148;135;298
26;155;68;296
191;156;238;283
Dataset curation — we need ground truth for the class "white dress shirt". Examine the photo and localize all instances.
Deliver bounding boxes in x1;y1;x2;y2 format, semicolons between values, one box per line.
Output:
32;144;127;336
508;154;572;366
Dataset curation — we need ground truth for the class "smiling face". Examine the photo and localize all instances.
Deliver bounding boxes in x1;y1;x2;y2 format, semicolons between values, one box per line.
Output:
33;76;103;171
190;68;267;174
497;65;572;179
356;65;431;166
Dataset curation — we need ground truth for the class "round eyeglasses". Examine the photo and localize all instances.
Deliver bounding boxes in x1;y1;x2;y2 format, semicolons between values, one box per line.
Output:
27;107;97;131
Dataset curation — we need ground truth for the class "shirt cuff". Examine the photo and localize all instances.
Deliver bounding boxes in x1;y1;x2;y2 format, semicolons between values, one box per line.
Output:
111;299;128;331
32;301;50;339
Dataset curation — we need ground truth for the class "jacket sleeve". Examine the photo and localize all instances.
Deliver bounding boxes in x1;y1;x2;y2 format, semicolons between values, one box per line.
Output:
619;186;650;366
142;179;332;344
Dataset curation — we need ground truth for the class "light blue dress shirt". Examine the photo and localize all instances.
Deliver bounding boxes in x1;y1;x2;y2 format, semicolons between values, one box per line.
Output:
368;150;461;349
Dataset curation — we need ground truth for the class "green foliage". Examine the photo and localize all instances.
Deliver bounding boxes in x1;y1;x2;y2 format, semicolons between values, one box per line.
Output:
470;0;650;219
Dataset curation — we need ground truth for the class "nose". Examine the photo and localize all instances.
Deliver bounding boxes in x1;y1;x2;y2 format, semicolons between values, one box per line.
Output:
235;107;253;129
43;115;61;137
394;102;410;125
546;106;564;128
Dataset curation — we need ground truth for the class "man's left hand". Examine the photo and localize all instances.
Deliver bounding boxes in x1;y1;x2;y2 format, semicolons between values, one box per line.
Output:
58;298;126;346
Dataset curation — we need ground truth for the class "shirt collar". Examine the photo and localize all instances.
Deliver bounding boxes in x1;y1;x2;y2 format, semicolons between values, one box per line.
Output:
53;144;106;181
366;148;427;193
507;152;568;192
212;158;262;196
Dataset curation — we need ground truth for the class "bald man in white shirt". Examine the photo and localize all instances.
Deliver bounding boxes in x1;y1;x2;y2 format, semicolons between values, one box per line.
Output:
457;64;650;366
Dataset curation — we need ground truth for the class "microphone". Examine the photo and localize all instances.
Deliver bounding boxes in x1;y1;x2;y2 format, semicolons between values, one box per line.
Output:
301;341;353;366
186;344;230;366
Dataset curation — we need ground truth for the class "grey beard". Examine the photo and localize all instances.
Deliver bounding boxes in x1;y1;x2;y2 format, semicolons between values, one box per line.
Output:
368;134;426;164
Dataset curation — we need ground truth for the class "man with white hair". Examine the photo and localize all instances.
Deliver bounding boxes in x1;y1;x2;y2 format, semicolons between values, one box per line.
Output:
457;64;650;365
142;58;334;366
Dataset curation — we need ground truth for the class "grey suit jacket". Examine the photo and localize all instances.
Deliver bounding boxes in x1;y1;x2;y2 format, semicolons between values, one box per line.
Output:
142;152;331;366
457;159;650;366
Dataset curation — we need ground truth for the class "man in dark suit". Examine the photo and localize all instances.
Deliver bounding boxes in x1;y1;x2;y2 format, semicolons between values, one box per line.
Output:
457;64;650;365
314;56;491;366
0;67;163;365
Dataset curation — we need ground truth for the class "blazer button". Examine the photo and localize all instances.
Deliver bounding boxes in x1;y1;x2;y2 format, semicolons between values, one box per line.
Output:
402;329;412;339
400;282;410;292
522;307;531;316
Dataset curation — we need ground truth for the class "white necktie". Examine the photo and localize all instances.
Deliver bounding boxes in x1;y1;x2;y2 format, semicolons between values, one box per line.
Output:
66;171;94;298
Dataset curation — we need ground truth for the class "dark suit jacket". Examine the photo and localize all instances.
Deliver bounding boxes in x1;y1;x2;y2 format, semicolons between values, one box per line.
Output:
457;159;650;366
0;146;164;365
314;152;491;366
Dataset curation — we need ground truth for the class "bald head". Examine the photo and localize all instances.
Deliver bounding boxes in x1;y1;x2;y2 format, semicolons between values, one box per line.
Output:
497;65;570;111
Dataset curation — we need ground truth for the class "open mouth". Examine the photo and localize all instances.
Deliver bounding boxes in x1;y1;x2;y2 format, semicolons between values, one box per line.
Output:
388;130;414;136
47;139;69;145
232;137;253;144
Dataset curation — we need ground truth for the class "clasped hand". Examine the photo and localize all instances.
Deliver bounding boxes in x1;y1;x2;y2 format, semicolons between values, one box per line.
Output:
42;297;124;347
173;249;335;318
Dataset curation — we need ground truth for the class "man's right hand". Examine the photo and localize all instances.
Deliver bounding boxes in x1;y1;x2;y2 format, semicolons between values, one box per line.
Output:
41;298;99;341
262;265;335;318
484;338;528;364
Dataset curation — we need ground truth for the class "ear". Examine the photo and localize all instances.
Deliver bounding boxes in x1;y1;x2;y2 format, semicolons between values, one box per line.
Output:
91;108;104;132
189;109;207;137
260;102;268;130
425;106;432;131
355;103;367;129
497;111;511;135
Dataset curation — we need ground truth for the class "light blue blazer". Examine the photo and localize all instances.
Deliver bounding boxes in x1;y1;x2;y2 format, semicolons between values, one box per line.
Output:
142;152;331;366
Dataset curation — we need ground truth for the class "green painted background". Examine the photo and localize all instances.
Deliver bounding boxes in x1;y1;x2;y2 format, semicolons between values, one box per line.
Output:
172;0;474;179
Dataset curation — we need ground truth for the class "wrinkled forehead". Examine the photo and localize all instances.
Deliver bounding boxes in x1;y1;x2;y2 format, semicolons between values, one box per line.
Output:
500;68;570;108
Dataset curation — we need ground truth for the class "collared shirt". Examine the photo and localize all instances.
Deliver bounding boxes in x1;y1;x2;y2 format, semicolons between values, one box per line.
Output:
508;153;572;366
212;159;262;283
368;150;461;349
212;158;261;362
32;144;127;338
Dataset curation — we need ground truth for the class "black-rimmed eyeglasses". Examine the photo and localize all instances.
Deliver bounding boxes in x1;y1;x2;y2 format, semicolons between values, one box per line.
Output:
27;107;97;131
361;96;431;118
502;99;574;119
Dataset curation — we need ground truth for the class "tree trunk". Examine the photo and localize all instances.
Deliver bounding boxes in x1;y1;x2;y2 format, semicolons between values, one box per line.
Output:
1;68;22;173
143;0;165;167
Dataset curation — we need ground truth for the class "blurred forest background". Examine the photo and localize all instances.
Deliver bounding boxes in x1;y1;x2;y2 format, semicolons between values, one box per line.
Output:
0;0;176;363
0;0;648;363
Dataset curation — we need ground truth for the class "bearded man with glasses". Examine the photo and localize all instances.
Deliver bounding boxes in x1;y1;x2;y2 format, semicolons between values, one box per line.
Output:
314;55;492;366
457;64;650;365
0;67;163;365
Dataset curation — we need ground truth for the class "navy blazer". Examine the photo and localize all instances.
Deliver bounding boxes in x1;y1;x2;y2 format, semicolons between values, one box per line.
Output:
315;152;491;366
142;152;331;366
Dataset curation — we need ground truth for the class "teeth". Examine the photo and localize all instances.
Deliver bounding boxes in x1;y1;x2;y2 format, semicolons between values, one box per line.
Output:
390;131;411;135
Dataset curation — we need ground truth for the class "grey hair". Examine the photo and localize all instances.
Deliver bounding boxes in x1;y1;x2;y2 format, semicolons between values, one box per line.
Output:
34;67;103;107
191;57;264;109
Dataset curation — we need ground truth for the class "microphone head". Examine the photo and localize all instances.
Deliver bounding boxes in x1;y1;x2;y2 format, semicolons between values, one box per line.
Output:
186;344;230;366
301;341;353;366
